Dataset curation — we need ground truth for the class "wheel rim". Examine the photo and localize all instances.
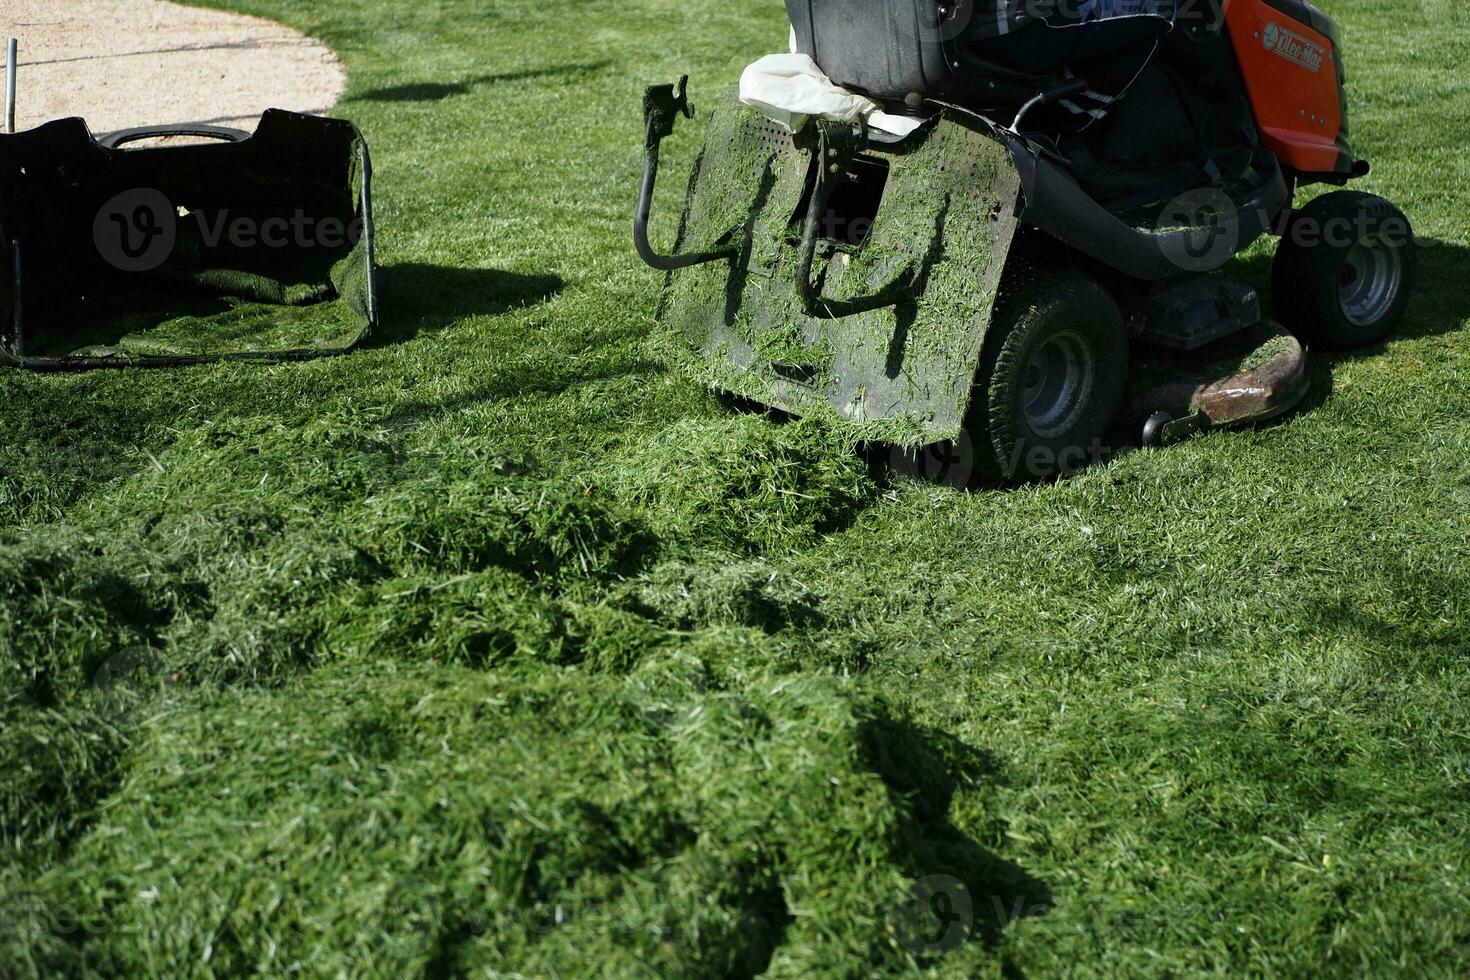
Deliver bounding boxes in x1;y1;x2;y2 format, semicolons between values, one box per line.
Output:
1338;240;1403;328
1021;330;1095;439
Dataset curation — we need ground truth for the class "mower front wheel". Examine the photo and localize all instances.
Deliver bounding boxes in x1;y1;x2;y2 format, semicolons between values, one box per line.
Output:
972;270;1128;482
1272;191;1417;350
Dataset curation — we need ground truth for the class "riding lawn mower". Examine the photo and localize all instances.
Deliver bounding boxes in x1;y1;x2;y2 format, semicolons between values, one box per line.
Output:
634;0;1417;479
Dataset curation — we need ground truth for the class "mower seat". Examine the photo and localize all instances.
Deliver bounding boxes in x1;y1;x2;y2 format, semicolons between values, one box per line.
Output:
787;0;1176;123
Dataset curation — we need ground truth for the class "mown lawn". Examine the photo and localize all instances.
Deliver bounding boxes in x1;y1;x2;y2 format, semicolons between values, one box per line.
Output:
2;0;1468;976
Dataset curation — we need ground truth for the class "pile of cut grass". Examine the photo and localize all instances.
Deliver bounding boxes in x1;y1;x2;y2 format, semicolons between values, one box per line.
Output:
5;661;960;977
607;414;876;555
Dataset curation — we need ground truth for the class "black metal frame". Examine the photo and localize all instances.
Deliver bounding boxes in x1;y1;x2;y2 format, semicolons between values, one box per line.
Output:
793;124;920;319
635;80;931;320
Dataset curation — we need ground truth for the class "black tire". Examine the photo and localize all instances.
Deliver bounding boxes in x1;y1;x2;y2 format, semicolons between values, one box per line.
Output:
972;270;1128;482
1272;190;1417;350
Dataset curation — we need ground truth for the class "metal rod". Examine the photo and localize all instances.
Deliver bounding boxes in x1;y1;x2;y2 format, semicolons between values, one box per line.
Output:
11;241;24;358
632;82;736;272
5;38;16;134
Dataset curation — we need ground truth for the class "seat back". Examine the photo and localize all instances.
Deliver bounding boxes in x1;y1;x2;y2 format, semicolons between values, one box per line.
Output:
785;0;958;101
787;0;1176;117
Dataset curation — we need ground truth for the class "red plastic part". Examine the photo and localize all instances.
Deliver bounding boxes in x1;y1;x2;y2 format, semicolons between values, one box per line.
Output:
1224;0;1344;174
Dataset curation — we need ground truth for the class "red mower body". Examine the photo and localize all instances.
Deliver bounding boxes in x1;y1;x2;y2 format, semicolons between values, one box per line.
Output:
1224;0;1355;178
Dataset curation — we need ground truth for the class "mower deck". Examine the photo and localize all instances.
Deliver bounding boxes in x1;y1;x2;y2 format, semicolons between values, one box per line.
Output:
1130;320;1309;446
645;93;1310;451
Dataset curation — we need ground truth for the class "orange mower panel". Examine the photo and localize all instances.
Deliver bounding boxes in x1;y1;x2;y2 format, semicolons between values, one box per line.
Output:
1224;0;1344;174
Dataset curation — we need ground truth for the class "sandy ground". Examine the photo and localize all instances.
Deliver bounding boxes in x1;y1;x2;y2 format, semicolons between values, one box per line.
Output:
1;0;345;137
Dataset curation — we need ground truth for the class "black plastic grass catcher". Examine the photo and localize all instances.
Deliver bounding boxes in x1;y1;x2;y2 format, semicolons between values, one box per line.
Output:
0;109;377;369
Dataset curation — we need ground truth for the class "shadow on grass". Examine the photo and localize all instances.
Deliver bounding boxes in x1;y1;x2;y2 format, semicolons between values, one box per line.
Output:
351;62;612;103
864;718;1052;957
1392;237;1470;342
370;263;565;347
872;239;1470;493
1241;237;1470;345
1250;238;1470;420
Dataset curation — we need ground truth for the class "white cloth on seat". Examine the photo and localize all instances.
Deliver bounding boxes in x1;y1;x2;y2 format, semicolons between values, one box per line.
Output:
868;110;927;138
738;53;925;138
739;53;875;132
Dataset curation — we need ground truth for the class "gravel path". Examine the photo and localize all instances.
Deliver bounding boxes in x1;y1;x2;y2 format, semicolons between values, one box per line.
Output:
1;0;345;137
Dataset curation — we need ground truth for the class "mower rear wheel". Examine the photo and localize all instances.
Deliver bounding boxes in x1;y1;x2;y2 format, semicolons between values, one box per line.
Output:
1272;191;1417;350
974;270;1128;482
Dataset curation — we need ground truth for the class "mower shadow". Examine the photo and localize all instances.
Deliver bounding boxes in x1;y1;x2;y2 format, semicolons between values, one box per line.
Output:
369;263;565;347
1231;237;1470;414
1238;236;1470;344
863;717;1052;957
1388;237;1470;342
351;62;612;103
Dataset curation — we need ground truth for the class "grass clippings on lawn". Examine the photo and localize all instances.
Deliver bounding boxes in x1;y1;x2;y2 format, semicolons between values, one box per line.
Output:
2;0;1469;977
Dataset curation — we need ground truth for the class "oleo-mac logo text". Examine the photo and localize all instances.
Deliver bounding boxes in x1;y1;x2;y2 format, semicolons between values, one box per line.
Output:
1262;21;1324;73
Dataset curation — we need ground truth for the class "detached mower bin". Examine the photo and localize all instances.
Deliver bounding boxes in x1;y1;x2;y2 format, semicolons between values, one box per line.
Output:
0;109;377;368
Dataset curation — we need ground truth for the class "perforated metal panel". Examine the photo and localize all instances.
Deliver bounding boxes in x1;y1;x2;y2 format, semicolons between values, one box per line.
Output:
660;98;1022;445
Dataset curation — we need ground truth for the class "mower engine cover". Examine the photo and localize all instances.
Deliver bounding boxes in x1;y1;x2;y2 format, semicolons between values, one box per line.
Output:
655;93;1020;445
1223;0;1354;177
0;109;377;368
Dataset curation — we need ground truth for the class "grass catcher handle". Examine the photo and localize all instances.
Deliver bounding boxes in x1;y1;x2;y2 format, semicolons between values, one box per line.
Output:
634;77;737;272
795;126;916;320
99;124;252;150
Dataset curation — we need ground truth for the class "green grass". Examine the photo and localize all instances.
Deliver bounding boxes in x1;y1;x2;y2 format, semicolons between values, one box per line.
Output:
2;0;1468;976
